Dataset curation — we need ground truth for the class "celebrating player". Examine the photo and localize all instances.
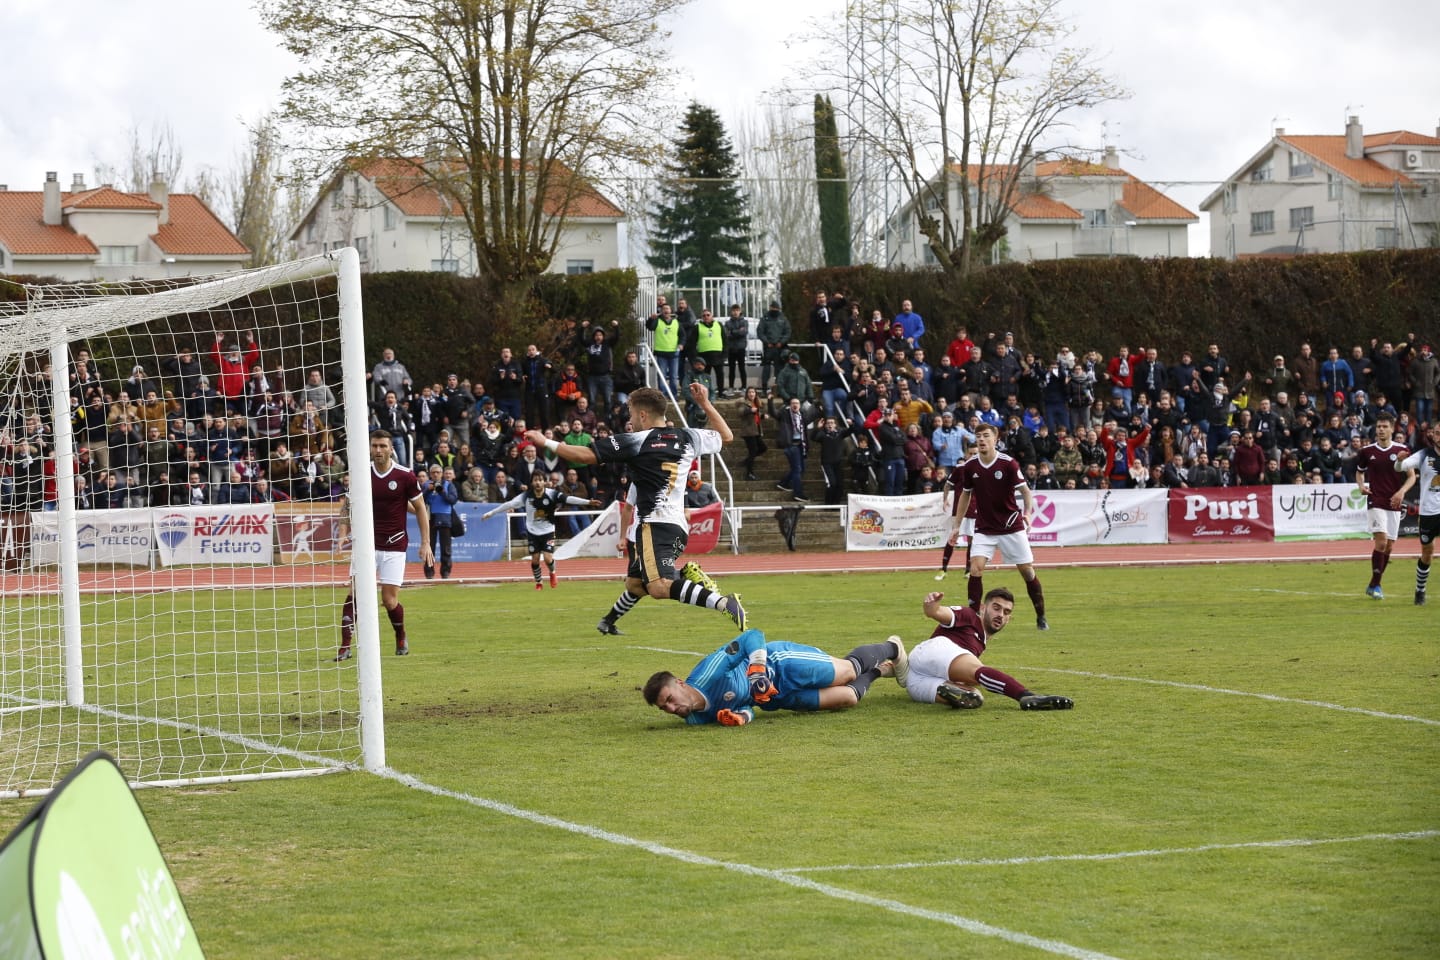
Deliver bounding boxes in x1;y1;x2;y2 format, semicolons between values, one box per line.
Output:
643;629;899;726
1355;412;1415;599
952;422;1049;629
894;588;1073;711
527;383;746;627
481;471;599;589
596;480;719;635
1395;421;1439;605
333;430;432;661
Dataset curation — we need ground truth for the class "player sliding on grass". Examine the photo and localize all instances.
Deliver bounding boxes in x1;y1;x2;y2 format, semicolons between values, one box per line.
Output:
643;629;900;725
528;383;746;629
891;587;1073;711
481;471;599;590
333;430;432;661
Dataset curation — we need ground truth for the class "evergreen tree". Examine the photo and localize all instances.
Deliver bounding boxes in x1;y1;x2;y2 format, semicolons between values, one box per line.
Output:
648;102;758;289
814;95;852;267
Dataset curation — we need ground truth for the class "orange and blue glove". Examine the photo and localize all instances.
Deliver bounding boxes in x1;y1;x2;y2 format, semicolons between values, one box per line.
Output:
716;708;751;727
746;663;777;704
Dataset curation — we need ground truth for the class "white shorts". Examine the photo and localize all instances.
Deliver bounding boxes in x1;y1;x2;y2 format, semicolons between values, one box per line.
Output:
971;529;1034;566
957;517;975;537
903;636;979;703
1367;508;1401;540
353;550;408;586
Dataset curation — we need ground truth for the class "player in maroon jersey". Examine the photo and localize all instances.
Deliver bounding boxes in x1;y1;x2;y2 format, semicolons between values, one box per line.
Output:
891;588;1072;710
1354;413;1416;600
953;423;1049;630
934;470;976;581
332;430;433;660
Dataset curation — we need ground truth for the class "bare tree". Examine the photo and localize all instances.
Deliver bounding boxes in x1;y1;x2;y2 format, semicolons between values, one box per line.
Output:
734;105;823;275
92;122;185;192
225;114;296;267
258;0;690;327
800;0;1126;276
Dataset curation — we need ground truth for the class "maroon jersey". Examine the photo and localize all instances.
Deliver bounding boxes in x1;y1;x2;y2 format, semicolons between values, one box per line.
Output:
1356;442;1410;511
943;473;979;519
371;463;423;552
931;605;987;657
958;452;1027;534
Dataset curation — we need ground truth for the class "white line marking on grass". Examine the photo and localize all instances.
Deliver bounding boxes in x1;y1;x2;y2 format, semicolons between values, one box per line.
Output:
1014;667;1440;727
630;645;706;657
1246;588;1354;598
779;831;1440;874
377;766;1125;960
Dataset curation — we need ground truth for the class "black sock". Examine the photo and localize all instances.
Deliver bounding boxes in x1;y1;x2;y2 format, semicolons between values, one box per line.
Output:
847;667;882;701
845;641;897;675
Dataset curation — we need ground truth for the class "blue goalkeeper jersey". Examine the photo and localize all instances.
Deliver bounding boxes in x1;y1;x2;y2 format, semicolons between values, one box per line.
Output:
683;629;767;725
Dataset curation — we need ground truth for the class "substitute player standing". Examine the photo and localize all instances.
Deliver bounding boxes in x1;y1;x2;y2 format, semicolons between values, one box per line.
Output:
1395;421;1440;605
1355;412;1415;599
481;471;599;589
333;430;433;660
527;383;746;627
953;422;1049;629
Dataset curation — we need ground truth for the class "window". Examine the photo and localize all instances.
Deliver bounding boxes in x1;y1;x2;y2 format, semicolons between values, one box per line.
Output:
1251;166;1273;182
1288;152;1313;178
1327;174;1342;201
1222;185;1237;214
1082;209;1108;228
352;179;364;207
355;236;369;261
430;258;459;272
921;243;938;266
1250;211;1275;235
330;188;343;209
924;192;941;211
305;222;316;243
1288;207;1314;231
383;204;396;230
566;259;594;275
1376;226;1397;249
99;245;138;264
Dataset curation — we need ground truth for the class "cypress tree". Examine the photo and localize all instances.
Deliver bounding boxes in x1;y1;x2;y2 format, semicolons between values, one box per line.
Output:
648;102;759;290
814;94;851;267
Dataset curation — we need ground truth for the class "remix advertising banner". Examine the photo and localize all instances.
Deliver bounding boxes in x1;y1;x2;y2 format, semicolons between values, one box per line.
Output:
405;502;508;563
1167;487;1274;543
0;751;204;960
28;508;153;567
554;501;624;560
846;492;949;551
274;502;343;564
1271;483;1370;541
1027;489;1169;546
153;504;276;566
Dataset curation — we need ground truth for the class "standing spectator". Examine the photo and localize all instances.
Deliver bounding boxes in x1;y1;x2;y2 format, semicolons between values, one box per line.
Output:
421;463;458;579
727;387;767;481
903;422;934;491
1105;344;1140;411
756;301;790;394
460;466;490;503
1231;431;1267;485
688;309;726;391
773;395;815;503
1262;353;1298;400
1355;413;1413;600
373;391;414;467
300;369;338;426
410;384;445;454
931;411;966;471
368;346;412;406
945;325;976;369
1347;344;1375;397
874;407;907;497
210;332;260;413
775;351;814;412
807;290;832;345
520;343;554;429
679;356;716;427
1320;346;1355;404
812;416;849;505
722;303;750;396
440;373;472;437
1099;422;1151;489
491;347;524;423
1371;340;1406;409
1198;343;1228;391
1291;342;1319;397
646;303;683;398
584;320;620;411
893;299;924;349
1407;342;1439;425
162;347;205;407
614;349;644;407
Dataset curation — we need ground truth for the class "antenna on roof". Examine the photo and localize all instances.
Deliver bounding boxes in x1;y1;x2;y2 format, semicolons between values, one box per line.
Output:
1344;103;1365;126
1270;116;1290;137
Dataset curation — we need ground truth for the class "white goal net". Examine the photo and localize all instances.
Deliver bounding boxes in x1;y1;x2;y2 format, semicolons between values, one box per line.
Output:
0;250;384;797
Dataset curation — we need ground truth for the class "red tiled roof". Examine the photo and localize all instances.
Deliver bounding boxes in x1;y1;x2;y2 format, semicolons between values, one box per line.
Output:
64;186;161;211
1010;194;1081;219
354;156;623;220
0;192;99;255
1278;135;1415;188
1036;158;1128;178
1119;180;1197;221
945;156;1196;221
0;189;246;258
152;195;249;256
1364;130;1440;147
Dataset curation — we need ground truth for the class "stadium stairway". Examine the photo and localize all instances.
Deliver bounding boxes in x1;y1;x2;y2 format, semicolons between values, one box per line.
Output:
711;434;848;554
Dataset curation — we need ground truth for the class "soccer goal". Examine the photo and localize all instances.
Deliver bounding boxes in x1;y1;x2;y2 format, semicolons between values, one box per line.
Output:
0;249;386;797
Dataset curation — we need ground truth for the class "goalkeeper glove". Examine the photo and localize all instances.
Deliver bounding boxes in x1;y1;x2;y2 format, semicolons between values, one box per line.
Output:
746;663;777;704
716;708;751;727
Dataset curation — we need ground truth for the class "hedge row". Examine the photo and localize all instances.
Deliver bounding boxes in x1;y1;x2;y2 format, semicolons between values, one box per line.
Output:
781;250;1440;378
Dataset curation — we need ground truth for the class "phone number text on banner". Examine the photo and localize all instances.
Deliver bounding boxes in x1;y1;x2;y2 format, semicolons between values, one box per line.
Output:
846;493;949;551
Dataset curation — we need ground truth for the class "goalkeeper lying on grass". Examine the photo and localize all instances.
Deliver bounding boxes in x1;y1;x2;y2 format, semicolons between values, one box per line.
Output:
642;629;903;726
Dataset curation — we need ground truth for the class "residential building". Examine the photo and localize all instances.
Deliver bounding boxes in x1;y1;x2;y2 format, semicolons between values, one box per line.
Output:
887;146;1197;266
0;172;249;281
1201;116;1440;259
289;157;625;275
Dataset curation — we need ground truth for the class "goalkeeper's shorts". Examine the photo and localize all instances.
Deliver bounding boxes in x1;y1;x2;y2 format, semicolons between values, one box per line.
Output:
755;641;836;713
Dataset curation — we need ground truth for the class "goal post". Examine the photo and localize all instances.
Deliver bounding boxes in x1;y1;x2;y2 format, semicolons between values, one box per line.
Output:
0;249;383;797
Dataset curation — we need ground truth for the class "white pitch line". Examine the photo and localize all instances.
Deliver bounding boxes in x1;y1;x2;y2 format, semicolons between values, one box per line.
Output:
378;766;1125;960
1246;587;1356;597
779;830;1440;874
629;645;706;657
1013;666;1440;727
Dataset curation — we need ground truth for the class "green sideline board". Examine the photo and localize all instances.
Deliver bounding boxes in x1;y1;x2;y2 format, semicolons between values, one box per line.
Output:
0;752;204;959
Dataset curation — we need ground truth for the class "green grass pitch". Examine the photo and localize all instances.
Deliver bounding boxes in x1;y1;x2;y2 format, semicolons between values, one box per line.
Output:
2;560;1436;958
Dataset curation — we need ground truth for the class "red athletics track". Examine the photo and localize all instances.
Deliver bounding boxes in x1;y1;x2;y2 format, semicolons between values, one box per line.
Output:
1;538;1377;595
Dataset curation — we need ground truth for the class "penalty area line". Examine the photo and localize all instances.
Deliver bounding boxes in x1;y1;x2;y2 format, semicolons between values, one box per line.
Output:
377;766;1125;960
779;830;1440;874
1012;667;1440;727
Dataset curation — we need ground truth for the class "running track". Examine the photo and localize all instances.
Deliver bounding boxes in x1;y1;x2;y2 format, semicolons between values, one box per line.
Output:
0;538;1379;594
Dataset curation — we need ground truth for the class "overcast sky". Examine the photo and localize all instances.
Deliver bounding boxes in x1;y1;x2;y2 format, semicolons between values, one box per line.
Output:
1;0;1434;255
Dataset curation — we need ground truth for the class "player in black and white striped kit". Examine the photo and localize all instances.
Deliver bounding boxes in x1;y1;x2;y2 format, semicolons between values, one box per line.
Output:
1396;421;1440;605
527;383;747;628
482;471;599;589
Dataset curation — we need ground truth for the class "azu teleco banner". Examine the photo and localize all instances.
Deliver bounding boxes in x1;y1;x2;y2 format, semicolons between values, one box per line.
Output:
27;508;154;567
